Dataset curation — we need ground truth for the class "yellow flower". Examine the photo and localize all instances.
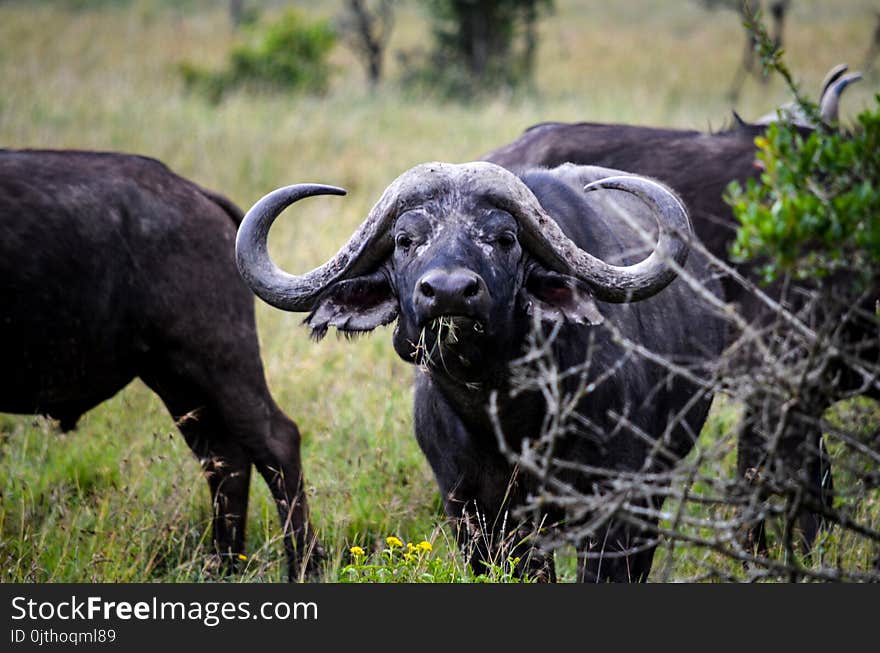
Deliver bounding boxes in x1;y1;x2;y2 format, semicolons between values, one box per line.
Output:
237;554;248;561
385;536;403;549
349;546;365;557
406;542;416;553
403;553;414;562
416;540;433;553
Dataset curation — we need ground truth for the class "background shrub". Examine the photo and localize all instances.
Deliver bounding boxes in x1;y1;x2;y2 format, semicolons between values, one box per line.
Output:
180;9;336;102
728;100;880;283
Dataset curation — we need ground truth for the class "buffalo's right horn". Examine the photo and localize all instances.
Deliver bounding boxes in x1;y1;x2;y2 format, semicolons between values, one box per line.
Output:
235;184;360;312
819;71;862;124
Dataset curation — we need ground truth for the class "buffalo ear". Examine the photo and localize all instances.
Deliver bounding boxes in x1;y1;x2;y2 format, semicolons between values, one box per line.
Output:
522;266;604;325
305;269;398;340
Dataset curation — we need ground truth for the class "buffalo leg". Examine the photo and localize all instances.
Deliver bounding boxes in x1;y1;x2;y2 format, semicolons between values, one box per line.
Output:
793;426;834;550
141;387;253;571
736;403;771;556
187;384;322;582
142;366;320;581
444;489;556;582
736;395;834;556
173;409;252;568
244;407;323;582
576;498;661;583
204;445;252;566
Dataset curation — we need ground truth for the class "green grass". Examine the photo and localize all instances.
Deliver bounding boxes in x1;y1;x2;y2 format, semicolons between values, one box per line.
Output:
1;0;878;582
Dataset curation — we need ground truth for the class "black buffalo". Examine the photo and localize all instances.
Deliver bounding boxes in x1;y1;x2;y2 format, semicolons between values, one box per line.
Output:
481;67;878;552
236;161;726;581
0;149;320;581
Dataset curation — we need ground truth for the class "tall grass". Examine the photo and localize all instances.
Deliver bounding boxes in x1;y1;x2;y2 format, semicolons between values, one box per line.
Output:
1;0;877;582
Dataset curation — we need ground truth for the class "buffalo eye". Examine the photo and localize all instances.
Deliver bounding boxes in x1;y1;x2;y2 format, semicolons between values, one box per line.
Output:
395;233;414;251
496;231;517;249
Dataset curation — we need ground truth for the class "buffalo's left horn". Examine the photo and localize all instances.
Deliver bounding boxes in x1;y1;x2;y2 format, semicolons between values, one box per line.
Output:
579;175;691;301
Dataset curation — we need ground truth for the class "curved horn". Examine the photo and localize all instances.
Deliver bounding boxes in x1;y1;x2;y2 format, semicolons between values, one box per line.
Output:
506;173;690;303
819;63;849;99
235;165;463;312
819;71;862;124
234;184;373;311
579;175;691;301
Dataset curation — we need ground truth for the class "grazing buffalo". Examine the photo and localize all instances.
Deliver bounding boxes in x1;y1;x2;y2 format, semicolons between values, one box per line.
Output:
236;161;726;581
0;149;320;581
481;65;877;552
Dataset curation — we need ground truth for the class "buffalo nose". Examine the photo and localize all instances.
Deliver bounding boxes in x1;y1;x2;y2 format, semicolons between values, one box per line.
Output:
416;268;485;309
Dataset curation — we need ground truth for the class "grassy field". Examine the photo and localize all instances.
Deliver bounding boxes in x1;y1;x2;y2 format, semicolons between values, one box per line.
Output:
1;0;878;582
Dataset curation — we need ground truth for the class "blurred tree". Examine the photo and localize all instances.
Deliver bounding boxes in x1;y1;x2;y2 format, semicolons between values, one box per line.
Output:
430;0;550;81
337;0;396;89
401;0;552;99
229;0;260;30
863;11;880;78
699;0;790;102
230;0;243;27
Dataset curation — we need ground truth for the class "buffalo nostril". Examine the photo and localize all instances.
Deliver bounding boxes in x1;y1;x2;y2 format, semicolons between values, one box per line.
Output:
463;278;480;298
419;280;435;298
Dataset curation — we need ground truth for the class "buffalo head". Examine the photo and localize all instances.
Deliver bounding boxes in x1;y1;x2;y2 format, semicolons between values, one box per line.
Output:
235;162;692;378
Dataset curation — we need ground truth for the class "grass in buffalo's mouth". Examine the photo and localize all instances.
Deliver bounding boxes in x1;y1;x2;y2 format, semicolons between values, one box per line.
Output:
435;316;461;345
413;316;485;369
414;317;453;368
